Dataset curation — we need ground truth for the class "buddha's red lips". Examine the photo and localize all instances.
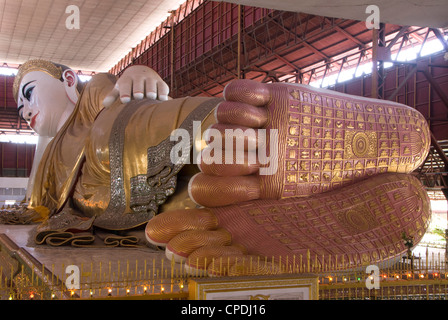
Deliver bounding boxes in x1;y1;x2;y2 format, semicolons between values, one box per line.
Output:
30;112;39;129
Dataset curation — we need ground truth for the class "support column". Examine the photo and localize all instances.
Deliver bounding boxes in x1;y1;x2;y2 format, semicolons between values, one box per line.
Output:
170;22;175;91
371;23;386;99
237;4;244;79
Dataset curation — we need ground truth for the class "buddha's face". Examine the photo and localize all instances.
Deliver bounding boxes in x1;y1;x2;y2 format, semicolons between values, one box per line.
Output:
17;71;72;137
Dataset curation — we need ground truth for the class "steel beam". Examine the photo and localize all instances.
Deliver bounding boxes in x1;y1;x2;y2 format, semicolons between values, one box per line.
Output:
371;23;386;99
387;65;418;101
386;26;410;50
431;131;448;169
237;4;243;79
266;16;341;69
324;18;366;49
244;34;302;72
430;28;448;51
420;68;448;111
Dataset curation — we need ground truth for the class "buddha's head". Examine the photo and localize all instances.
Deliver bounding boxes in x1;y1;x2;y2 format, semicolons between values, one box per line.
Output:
13;59;83;137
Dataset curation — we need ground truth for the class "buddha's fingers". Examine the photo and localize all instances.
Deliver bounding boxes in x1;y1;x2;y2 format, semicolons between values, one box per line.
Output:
165;229;232;262
188;173;260;207
145;208;218;247
132;78;145;100
115;77;133;103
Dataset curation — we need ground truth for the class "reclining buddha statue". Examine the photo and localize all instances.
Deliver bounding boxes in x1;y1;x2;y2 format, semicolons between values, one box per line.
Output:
6;59;431;275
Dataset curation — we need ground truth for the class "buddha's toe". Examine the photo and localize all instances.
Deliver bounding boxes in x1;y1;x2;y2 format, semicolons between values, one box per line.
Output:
144;208;217;247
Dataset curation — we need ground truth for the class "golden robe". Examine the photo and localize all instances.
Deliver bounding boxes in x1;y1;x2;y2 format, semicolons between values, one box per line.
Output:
31;73;219;232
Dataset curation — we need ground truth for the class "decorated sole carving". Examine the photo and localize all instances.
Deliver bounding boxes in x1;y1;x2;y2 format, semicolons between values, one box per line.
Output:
189;80;430;207
213;173;430;269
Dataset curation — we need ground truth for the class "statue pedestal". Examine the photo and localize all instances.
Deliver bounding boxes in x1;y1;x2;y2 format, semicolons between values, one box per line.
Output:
0;224;319;300
0;224;169;299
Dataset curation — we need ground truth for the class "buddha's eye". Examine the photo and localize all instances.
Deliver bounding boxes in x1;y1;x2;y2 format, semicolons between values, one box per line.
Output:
24;86;34;101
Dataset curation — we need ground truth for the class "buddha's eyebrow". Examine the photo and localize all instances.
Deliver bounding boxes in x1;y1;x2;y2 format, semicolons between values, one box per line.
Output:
21;80;36;99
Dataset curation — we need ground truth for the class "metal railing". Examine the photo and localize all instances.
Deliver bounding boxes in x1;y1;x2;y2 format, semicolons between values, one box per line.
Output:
1;246;446;300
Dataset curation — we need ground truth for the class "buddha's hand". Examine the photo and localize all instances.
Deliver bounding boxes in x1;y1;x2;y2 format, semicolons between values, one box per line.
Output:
103;65;170;107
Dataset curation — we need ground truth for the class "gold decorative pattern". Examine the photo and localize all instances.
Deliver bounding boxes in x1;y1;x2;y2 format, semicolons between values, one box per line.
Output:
345;131;378;159
272;83;430;199
215;173;431;268
189;274;319;300
128;98;221;215
13;59;63;102
335;205;379;234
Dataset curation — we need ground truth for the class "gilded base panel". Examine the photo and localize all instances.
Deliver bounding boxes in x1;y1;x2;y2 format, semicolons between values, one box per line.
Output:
188;273;318;300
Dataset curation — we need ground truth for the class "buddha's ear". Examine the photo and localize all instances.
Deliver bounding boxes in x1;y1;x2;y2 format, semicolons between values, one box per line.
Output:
62;69;79;104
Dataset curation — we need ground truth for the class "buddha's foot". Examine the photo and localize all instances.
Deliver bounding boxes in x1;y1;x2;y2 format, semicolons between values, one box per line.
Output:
188;79;430;207
147;173;430;276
